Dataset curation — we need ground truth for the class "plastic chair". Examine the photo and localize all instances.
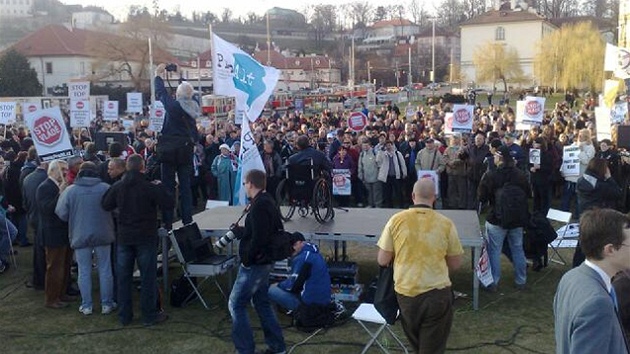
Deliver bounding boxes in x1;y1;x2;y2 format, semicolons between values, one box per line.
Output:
547;208;577;265
169;223;237;309
351;303;409;354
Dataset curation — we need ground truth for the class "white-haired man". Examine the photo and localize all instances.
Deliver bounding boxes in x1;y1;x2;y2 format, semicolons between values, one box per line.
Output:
155;63;199;229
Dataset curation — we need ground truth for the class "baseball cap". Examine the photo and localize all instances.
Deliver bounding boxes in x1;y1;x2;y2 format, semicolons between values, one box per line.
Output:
219;143;230;150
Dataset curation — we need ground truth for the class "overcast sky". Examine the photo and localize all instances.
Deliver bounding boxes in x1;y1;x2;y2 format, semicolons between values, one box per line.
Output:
61;0;439;22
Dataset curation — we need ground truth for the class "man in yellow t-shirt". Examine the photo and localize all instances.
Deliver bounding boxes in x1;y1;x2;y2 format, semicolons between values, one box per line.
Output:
377;178;464;354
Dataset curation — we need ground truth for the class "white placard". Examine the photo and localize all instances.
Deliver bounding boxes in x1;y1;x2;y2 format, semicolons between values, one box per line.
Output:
70;99;90;128
24;107;73;162
121;119;134;131
405;105;415;119
561;146;580;177
149;101;165;132
444;112;453;135
68;81;90;101
0;102;17;125
516;97;545;125
21;102;41;118
595;106;612;141
332;169;351;196
416;170;440;196
475;239;494;287
126;92;143;113
529;148;541;165
451;104;474;133
612;102;628;124
103;101;119;121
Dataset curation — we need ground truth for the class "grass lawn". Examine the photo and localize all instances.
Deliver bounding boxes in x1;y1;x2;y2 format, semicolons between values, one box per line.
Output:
0;218;575;354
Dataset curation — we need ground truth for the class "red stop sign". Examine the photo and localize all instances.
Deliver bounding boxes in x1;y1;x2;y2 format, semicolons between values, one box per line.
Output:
525;100;542;117
108;102;114;109
28;105;37;112
347;112;368;132
155;109;163;117
76;101;84;109
33;116;63;146
454;109;470;124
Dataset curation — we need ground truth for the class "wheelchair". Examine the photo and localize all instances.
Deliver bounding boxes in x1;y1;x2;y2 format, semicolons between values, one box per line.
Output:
275;159;335;224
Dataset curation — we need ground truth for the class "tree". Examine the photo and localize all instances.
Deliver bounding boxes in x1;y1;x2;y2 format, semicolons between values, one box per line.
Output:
408;0;431;26
534;21;604;92
350;1;373;27
0;49;42;97
473;42;524;92
307;4;338;48
539;0;581;18
463;0;488;19
373;6;388;22
221;8;233;23
435;0;467;26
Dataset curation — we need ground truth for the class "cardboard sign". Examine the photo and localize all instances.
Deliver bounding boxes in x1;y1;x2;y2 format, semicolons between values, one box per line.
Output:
332;169;351;196
24;107;73;161
416;170;440;196
68;81;90;101
103;101;119;121
561;146;580;177
0;102;17;125
451;104;474;133
529;148;541;165
126;92;143;113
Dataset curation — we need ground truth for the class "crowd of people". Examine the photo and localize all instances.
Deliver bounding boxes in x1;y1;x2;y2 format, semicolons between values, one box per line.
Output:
1;69;630;352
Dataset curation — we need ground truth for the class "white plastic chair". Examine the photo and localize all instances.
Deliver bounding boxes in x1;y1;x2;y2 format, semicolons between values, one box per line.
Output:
547;208;577;265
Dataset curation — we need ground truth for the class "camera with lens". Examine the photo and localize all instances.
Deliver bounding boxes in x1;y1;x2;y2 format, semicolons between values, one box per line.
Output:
214;223;244;249
165;63;178;72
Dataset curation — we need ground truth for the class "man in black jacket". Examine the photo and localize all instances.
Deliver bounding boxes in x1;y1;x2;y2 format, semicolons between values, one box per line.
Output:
229;169;286;354
22;162;48;290
102;154;173;326
287;135;332;174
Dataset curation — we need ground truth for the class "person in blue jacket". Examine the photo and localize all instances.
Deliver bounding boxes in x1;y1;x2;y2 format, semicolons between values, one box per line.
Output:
268;232;331;312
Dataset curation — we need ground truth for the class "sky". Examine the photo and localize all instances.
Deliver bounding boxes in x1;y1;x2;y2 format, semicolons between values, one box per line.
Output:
61;0;438;22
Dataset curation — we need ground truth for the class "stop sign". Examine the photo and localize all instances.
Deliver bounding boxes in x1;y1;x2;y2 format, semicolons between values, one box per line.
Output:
525;100;542;117
32;116;63;146
155;109;163;117
347;112;368;132
76;101;84;109
107;102;114;109
28;105;37;112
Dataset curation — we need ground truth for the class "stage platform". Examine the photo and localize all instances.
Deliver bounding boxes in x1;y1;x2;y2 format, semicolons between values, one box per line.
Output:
172;206;484;310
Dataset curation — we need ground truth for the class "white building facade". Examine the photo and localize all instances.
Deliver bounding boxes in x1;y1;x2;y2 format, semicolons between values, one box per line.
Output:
0;0;33;18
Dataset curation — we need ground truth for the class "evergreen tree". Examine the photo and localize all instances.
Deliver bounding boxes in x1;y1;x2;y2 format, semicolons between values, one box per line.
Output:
0;49;42;97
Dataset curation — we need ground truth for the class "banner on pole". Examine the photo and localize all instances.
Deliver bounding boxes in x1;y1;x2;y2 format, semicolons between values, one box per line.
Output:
24;107;73;161
233;119;265;205
212;33;280;122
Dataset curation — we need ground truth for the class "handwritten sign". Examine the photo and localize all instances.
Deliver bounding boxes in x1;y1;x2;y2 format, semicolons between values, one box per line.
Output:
68;81;90;101
561;146;580;177
0;102;17;125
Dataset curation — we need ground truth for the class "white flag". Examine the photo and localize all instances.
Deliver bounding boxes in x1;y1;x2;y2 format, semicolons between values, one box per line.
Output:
234;118;265;205
212;34;280;122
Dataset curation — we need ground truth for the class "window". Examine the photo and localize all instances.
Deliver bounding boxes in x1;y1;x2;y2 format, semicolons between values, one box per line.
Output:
45;62;53;74
495;27;505;41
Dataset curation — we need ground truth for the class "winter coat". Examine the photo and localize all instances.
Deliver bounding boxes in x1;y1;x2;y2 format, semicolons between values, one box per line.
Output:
211;154;238;203
55;176;115;249
576;170;622;212
358;149;380;184
376;150;407;183
415;147;445;174
239;191;283;267
478;165;530;226
36;178;69;248
278;243;331;306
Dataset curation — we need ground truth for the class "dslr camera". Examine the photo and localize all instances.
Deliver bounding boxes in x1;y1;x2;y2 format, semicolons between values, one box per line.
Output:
214;224;244;249
165;63;178;72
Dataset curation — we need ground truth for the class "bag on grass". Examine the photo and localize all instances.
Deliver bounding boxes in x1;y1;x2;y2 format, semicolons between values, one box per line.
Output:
293;302;336;332
170;274;197;307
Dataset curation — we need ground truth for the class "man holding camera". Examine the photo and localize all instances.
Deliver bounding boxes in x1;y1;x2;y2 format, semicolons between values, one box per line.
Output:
227;169;286;354
154;63;199;230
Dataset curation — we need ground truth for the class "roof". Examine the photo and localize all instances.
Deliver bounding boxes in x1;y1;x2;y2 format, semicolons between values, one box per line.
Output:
372;19;416;29
460;9;546;27
9;24;178;63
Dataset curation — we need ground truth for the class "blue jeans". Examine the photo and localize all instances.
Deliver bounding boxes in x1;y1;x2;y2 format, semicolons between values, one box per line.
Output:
161;162;193;229
229;264;285;354
560;181;580;218
117;242;157;325
76;245;114;309
485;222;527;286
268;284;301;312
9;213;28;246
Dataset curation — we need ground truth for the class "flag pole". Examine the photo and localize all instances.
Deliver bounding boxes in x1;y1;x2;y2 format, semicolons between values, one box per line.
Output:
149;38;155;108
208;24;217;127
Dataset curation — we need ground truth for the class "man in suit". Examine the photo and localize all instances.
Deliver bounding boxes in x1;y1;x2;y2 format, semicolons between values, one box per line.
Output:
554;208;630;354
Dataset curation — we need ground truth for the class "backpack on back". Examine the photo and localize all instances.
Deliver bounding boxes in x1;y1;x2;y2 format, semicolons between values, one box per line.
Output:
494;179;529;229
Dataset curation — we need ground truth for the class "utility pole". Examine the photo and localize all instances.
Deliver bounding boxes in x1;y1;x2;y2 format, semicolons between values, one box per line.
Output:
431;18;436;97
395;60;400;88
367;61;371;84
408;47;412;86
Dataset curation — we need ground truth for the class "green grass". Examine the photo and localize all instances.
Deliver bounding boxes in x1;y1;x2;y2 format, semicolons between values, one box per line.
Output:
0;234;575;353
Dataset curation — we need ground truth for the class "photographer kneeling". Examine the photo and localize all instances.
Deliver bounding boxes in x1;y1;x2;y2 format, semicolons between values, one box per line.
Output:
268;232;331;312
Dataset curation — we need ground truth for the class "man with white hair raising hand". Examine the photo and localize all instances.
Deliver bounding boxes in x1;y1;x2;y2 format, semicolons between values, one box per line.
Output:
155;63;199;230
377;178;463;353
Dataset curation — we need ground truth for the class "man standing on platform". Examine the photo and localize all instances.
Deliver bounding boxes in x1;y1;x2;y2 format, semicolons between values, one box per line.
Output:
554;208;630;354
377;178;463;353
229;169;286;354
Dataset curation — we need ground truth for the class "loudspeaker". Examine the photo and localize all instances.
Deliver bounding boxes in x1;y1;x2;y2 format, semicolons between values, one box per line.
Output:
618;125;630;150
94;132;127;152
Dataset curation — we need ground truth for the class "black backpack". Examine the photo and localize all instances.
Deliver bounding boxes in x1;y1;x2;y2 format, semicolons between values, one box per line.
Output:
494;179;529;229
293;302;337;332
170;275;197;307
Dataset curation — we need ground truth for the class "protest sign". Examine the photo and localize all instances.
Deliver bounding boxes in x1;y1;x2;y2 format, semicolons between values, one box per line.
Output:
332;169;351;196
416;170;440;195
126;92;143;113
149;101;165;132
561;146;580;177
0;102;17;125
70;100;90;128
103;101;119;121
451;104;474;133
24;107;73;162
68;81;90;101
529;148;541;165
